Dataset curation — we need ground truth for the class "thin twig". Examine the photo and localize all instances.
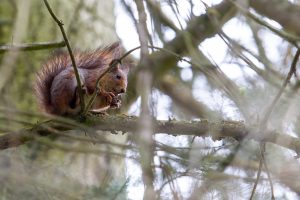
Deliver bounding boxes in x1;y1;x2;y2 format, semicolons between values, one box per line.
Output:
167;0;183;30
0;41;65;53
261;48;300;125
218;31;281;88
32;135;133;159
248;21;283;79
261;144;275;200
249;155;263;200
0;116;34;127
144;0;179;32
43;0;85;114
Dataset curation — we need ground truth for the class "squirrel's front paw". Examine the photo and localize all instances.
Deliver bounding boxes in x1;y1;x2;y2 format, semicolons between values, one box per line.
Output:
100;91;115;105
110;96;121;109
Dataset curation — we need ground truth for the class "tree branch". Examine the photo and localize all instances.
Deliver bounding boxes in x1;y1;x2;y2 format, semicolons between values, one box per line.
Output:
250;0;300;36
0;115;299;154
0;41;66;53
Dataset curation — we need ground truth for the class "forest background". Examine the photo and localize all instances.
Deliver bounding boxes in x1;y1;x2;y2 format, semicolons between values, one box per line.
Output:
1;0;300;199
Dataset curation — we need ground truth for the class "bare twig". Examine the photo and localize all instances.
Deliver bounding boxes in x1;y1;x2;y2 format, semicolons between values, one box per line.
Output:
249;147;263;200
261;48;300;125
250;0;300;36
218;31;281;88
248;20;284;80
261;145;275;200
246;11;300;48
145;0;179;32
0;41;65;53
32;135;132;159
43;0;85;114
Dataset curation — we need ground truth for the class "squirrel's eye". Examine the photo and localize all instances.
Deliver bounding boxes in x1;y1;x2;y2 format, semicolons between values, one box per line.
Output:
116;74;122;80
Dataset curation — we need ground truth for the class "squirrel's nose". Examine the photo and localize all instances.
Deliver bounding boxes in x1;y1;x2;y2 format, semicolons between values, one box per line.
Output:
120;88;125;93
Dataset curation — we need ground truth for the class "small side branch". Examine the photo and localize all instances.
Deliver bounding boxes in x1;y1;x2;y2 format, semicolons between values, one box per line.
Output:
249;147;263;200
0;41;66;53
261;48;300;125
43;0;85;114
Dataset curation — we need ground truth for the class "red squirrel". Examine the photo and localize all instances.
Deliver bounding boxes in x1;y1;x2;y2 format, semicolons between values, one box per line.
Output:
34;42;129;116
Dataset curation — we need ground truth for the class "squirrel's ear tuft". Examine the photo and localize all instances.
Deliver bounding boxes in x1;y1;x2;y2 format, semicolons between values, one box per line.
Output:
98;42;122;63
120;63;130;74
109;42;122;58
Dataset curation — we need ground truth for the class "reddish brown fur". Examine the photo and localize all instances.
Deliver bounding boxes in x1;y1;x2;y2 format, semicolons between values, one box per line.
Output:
34;42;129;116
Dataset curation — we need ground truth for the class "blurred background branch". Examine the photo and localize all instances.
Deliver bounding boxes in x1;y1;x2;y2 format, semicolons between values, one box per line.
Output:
0;41;65;53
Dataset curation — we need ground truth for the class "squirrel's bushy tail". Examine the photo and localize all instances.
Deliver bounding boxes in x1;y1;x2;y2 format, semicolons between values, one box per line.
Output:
34;53;69;114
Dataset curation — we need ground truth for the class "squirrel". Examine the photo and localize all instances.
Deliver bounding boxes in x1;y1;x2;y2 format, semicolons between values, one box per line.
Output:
34;42;129;116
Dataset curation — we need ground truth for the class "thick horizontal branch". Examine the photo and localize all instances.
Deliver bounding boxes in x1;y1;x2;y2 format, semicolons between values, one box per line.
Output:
91;116;300;153
1;115;299;156
86;116;300;155
90;115;247;139
0;41;66;53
